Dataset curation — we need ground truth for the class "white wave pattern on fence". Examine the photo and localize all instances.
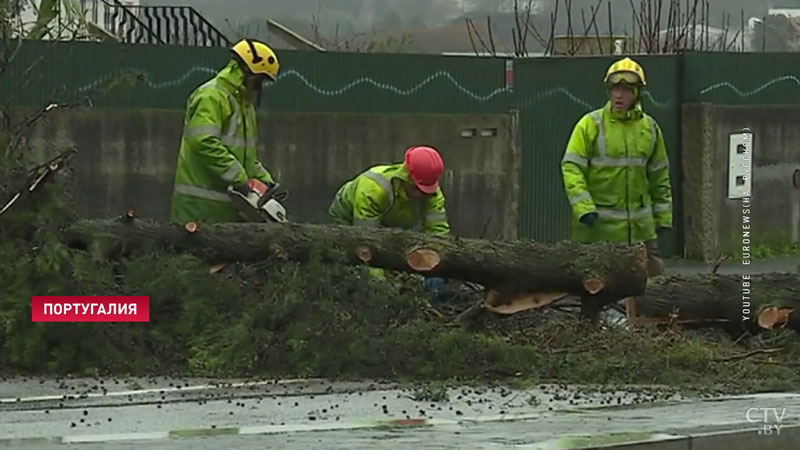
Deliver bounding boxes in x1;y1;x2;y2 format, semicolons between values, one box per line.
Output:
698;75;800;97
75;66;796;109
77;67;512;101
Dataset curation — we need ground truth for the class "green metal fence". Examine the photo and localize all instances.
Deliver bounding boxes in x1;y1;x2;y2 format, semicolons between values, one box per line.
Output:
4;41;799;255
1;40;512;114
263;51;513;114
682;51;800;105
514;54;683;257
2;41;229;109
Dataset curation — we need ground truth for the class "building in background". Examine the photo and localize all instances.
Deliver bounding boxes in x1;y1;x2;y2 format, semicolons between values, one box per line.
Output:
14;0;227;47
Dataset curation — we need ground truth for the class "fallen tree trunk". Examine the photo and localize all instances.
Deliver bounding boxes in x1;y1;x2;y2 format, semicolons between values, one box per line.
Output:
635;273;800;333
61;216;649;300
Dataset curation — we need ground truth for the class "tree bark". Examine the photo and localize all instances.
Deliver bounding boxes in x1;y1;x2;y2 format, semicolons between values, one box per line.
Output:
61;216;650;299
635;273;800;333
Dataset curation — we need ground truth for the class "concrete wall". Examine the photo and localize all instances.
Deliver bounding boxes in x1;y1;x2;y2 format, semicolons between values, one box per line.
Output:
25;108;521;240
682;103;800;261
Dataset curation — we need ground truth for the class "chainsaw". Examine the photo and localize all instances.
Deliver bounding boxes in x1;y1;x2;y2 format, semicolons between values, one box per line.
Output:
228;179;289;223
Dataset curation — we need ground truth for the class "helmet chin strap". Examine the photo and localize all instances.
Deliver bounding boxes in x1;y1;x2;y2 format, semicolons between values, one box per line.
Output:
242;71;264;107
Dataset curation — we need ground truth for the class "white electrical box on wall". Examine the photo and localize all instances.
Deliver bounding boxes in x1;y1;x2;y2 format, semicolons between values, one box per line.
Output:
728;129;753;199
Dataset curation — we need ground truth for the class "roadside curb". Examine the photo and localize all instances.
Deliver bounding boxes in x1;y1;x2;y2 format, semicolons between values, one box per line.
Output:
1;414;798;448
0;416;452;446
530;423;800;450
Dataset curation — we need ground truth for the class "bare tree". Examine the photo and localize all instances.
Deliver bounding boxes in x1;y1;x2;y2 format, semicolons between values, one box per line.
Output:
226;2;416;53
308;3;414;53
1;1;89;161
464;0;757;57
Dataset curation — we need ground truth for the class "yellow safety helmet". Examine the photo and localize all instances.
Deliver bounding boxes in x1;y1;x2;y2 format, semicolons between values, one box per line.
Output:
604;57;646;87
231;39;280;81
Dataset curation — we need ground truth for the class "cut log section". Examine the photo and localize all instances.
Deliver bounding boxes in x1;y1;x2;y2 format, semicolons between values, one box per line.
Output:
209;263;227;274
62;218;650;300
635;273;800;333
484;291;571;315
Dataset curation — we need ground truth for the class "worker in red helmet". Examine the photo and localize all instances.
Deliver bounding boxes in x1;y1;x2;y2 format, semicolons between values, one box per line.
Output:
329;145;450;232
328;146;450;291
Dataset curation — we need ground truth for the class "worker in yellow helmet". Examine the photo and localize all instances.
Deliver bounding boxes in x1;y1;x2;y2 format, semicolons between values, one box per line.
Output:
560;57;674;322
170;39;284;224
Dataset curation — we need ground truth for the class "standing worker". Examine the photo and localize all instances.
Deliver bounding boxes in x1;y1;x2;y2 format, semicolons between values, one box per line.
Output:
170;38;282;224
560;57;673;320
328;145;450;295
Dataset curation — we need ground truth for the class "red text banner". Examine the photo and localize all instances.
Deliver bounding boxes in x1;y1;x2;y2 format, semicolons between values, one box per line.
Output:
31;296;150;322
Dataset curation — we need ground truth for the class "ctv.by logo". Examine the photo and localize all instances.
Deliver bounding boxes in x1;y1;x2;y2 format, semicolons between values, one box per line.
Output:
746;407;788;435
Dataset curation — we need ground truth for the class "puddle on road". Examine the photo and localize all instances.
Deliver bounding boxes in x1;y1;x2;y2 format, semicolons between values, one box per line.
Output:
169;427;239;438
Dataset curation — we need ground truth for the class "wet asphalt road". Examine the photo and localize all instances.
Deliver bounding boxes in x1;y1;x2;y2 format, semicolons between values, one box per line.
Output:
1;377;799;449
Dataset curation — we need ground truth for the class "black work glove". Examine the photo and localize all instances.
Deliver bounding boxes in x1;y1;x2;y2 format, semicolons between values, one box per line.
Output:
233;182;250;196
580;212;598;227
267;182;289;202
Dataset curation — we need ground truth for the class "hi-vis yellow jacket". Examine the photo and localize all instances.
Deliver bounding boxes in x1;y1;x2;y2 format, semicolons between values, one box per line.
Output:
328;163;450;235
169;60;274;224
561;100;673;244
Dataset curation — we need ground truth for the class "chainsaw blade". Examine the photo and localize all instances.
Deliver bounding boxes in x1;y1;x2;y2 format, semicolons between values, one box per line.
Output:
229;191;267;222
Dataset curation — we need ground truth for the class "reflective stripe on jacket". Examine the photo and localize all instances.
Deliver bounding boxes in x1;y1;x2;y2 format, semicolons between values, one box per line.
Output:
328;163;450;235
170;60;274;224
561;100;673;244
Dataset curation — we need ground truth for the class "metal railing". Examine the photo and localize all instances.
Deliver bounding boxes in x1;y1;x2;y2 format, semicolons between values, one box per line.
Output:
80;0;231;47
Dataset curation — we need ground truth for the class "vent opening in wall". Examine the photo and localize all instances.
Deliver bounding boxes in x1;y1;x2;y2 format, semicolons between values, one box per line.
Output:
460;128;476;138
727;130;752;199
480;128;498;137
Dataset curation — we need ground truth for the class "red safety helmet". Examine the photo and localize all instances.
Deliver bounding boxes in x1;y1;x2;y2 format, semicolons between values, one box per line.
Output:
404;145;444;195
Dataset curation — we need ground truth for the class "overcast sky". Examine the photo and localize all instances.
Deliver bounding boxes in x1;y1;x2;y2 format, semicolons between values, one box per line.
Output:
162;0;791;33
135;0;799;52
